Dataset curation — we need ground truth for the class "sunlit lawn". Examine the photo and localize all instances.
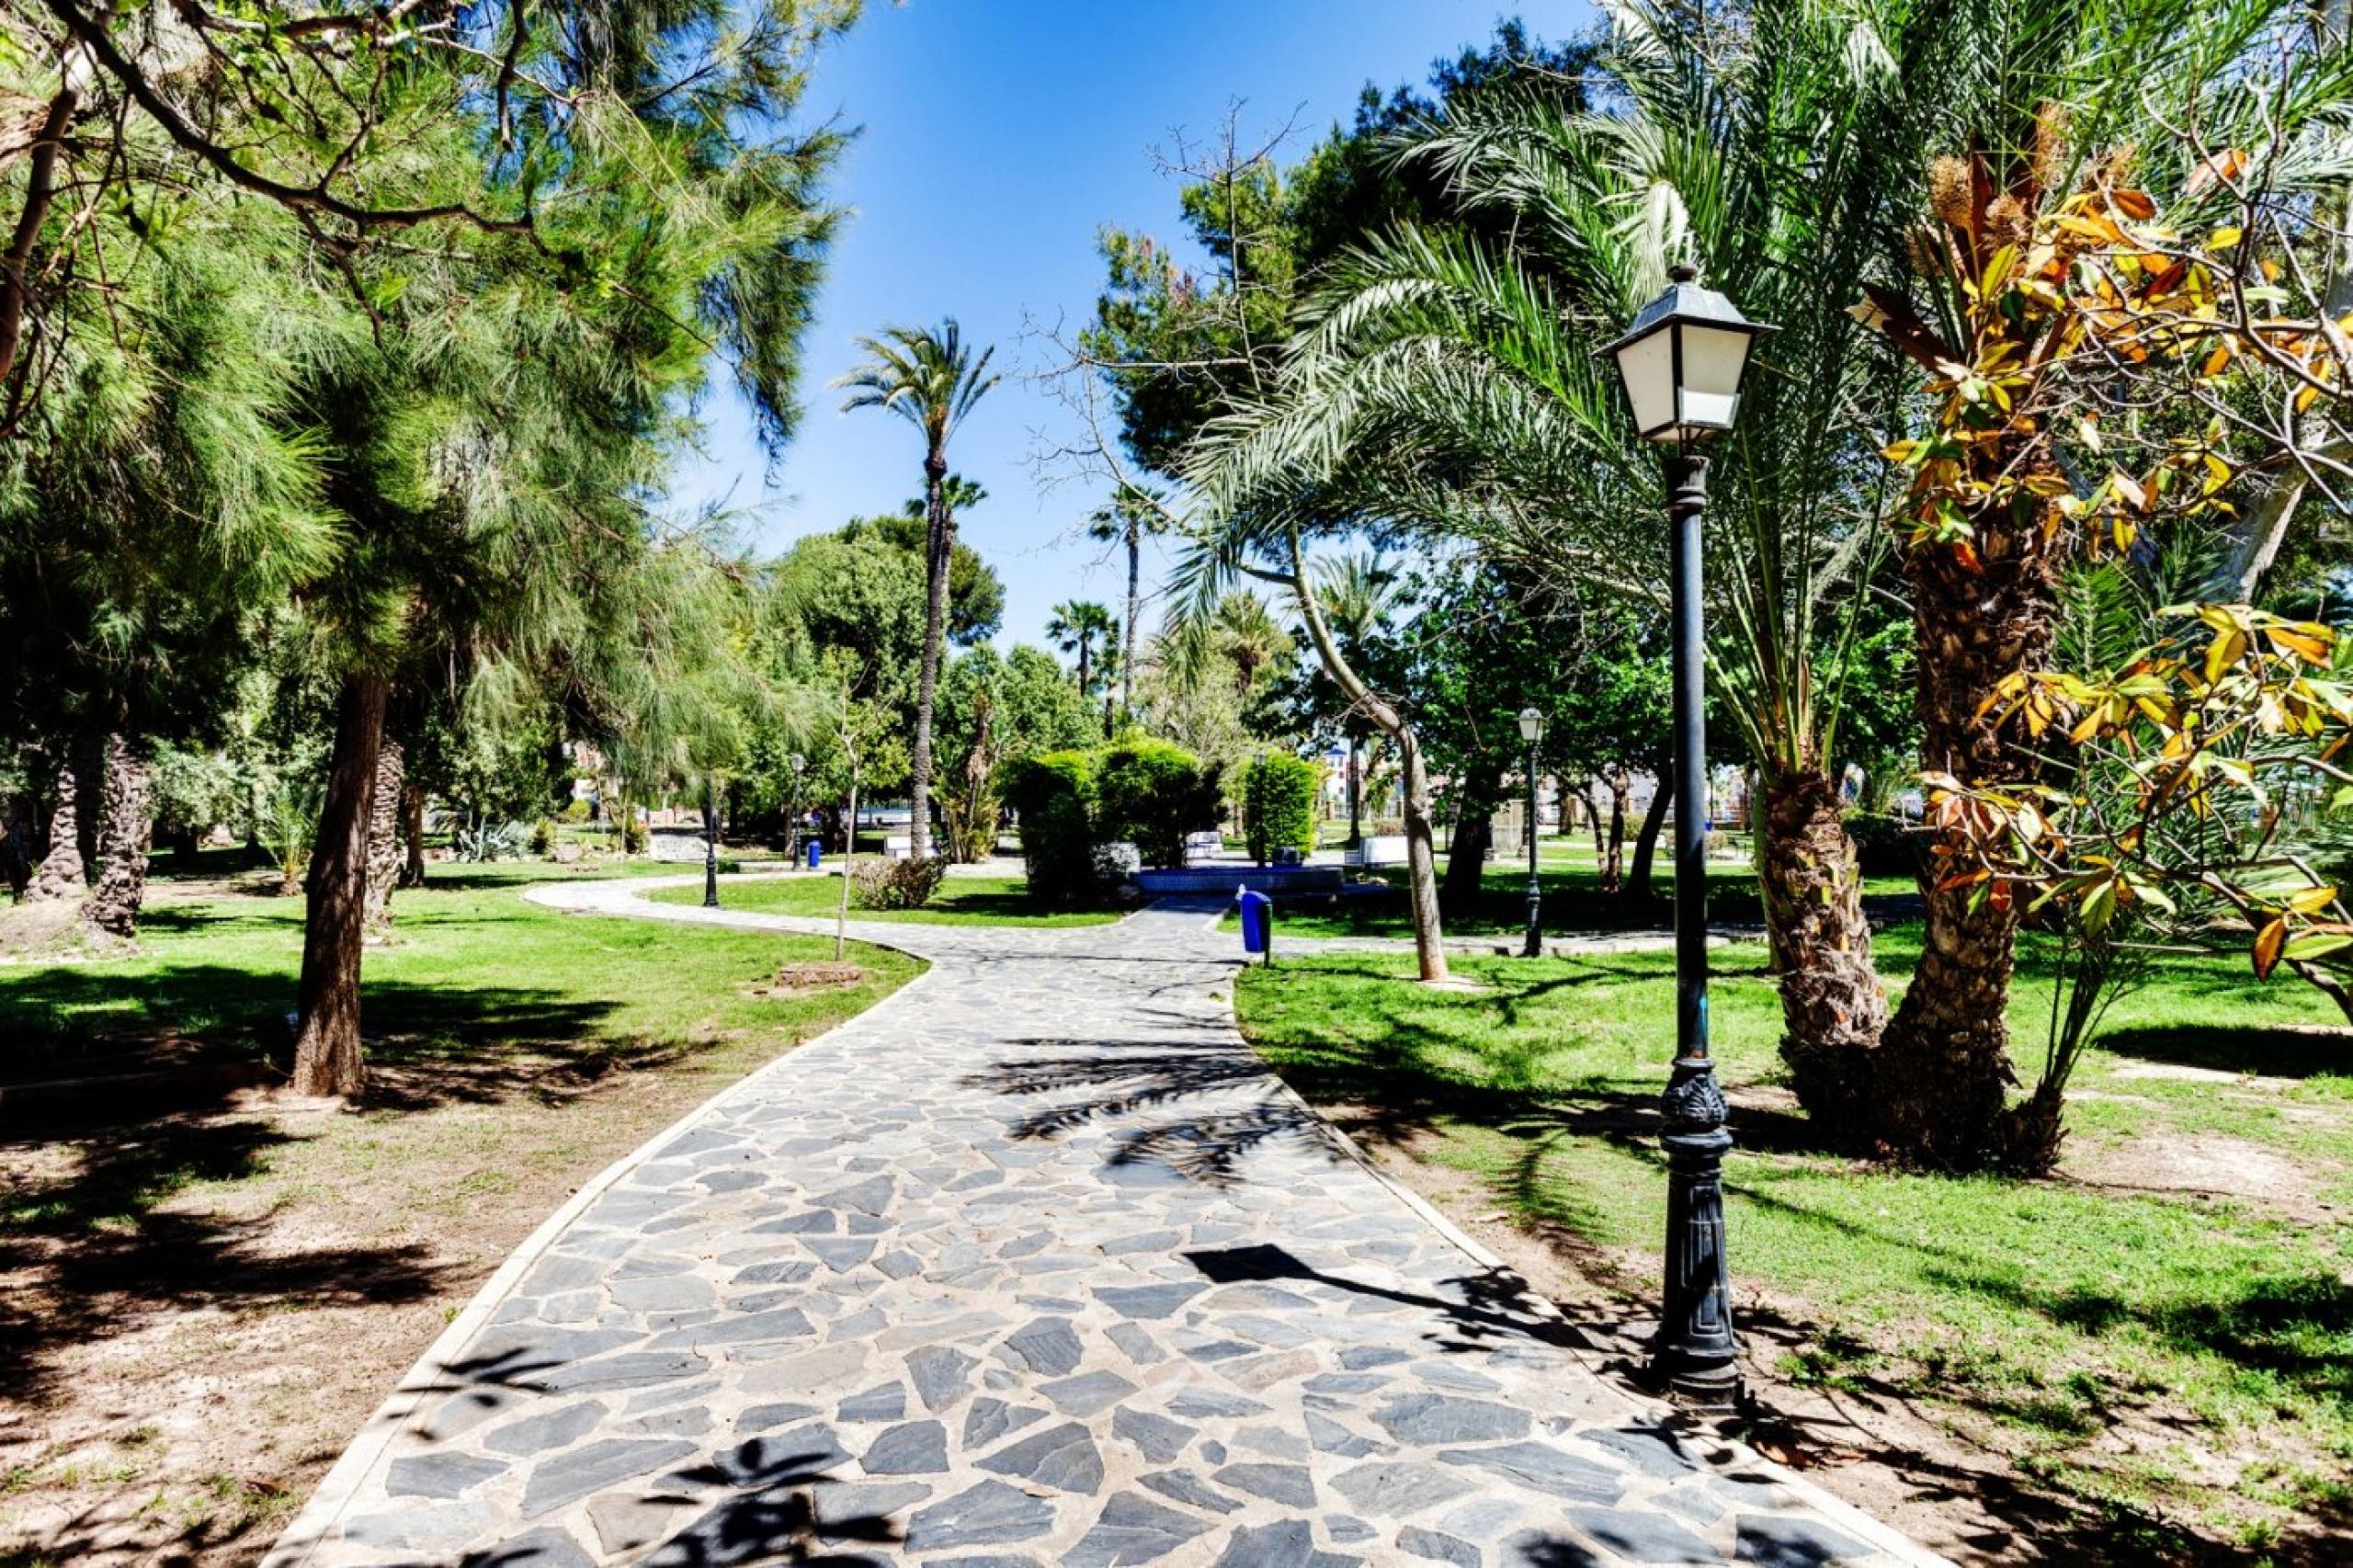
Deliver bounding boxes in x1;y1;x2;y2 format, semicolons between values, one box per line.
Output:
652;869;1120;927
1235;926;2353;1556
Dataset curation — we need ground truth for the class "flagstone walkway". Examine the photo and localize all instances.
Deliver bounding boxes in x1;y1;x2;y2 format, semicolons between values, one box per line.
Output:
267;876;1938;1568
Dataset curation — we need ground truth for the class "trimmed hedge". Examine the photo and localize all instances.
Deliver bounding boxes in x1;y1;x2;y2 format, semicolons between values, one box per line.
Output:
1095;739;1223;869
1242;754;1320;862
1001;750;1099;906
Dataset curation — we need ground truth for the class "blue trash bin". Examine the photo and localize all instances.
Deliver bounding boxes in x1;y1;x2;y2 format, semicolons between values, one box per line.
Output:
806;839;822;871
1237;886;1273;962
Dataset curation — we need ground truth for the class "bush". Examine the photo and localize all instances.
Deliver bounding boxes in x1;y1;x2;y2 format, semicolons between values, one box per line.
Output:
1094;739;1222;869
1242;754;1320;863
1001;750;1099;907
563;798;592;823
529;818;556;857
620;813;648;855
850;855;947;910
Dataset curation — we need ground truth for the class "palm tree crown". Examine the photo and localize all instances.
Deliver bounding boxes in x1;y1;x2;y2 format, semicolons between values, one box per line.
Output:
835;319;1001;464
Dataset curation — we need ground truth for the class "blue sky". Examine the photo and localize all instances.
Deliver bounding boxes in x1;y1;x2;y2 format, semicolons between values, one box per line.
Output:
676;0;1592;651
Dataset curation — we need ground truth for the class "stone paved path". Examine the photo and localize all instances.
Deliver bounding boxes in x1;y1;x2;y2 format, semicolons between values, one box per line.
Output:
267;876;1938;1568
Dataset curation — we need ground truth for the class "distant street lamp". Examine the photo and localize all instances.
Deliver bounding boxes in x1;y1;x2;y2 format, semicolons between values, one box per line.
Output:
1599;262;1776;1409
702;773;722;910
1518;707;1546;958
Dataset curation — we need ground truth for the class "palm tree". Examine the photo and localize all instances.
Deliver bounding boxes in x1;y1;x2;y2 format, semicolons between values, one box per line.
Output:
1316;553;1407;846
1086;484;1169;727
1184;0;1929;1127
1047;599;1117;700
835;320;1000;858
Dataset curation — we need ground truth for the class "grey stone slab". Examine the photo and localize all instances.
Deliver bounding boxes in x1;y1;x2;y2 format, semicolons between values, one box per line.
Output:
1214;1520;1361;1567
487;1527;597;1567
529;1350;708;1392
1734;1515;1875;1566
1040;1369;1136;1416
811;1478;935;1535
645;1306;815;1350
1326;1460;1475;1517
1371;1392;1531;1445
1500;1529;1605;1567
385;1450;505;1500
483;1401;608;1457
1569;1506;1725;1563
342;1501;499;1550
962;1397;1048;1449
976;1420;1104;1494
803;1236;879;1271
908;1346;977;1411
1065;1490;1215;1566
1436;1439;1623;1504
998;1317;1084;1376
904;1479;1059;1552
861;1418;949;1475
1580;1425;1708;1479
1137;1468;1237;1514
838;1381;906;1422
521;1437;697;1517
1399;1526;1482;1566
1111;1407;1194;1464
1210;1462;1316;1508
1092;1282;1207;1319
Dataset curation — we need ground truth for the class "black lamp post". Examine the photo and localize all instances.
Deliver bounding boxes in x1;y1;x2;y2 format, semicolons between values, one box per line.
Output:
1598;262;1776;1408
701;773;722;909
1518;707;1546;958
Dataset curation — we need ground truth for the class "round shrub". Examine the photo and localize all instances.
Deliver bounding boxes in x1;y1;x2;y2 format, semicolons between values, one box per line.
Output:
1094;739;1222;869
1243;754;1320;863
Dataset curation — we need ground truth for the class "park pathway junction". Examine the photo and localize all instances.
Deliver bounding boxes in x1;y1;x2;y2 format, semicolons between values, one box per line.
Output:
266;873;1940;1567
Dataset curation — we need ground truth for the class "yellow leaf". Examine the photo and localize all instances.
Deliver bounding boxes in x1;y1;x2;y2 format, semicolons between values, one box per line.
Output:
2254;915;2290;979
2207;226;2244;251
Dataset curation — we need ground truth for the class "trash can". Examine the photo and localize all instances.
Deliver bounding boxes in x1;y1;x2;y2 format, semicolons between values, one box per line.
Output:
1237;886;1273;963
806;839;822;871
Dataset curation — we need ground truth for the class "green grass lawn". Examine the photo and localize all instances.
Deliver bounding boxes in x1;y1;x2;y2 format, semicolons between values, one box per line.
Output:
0;861;920;1086
1235;927;2353;1558
1227;848;1916;940
651;869;1120;927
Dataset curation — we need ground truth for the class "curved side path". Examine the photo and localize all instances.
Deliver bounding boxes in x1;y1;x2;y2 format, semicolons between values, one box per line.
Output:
267;876;1940;1568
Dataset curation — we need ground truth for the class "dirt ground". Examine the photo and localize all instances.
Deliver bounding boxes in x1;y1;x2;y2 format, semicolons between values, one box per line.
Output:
0;1043;812;1563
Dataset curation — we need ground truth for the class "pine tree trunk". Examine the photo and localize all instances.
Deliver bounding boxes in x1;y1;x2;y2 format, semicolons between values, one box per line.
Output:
1399;733;1450;983
1624;769;1671;903
364;736;404;938
908;454;951;860
25;756;84;903
1;789;32;898
1586;778;1608;868
1756;767;1887;1141
84;733;153;939
291;671;388;1099
1442;756;1503;916
1874;506;2059;1165
399;783;426;888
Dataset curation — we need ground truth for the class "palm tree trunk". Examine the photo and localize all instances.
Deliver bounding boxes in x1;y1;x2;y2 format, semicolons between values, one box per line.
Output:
1;788;30;898
291;670;389;1099
398;782;426;888
1758;766;1887;1141
364;736;404;938
1284;524;1447;982
25;753;84;903
909;454;951;860
84;733;153;939
1347;733;1362;847
1873;510;2059;1165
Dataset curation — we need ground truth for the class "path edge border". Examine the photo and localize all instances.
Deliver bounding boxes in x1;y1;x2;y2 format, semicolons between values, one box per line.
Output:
1209;915;1951;1568
262;877;940;1566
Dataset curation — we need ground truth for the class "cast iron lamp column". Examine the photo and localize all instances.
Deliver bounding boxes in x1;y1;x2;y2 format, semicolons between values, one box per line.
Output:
1598;262;1777;1409
1518;707;1546;958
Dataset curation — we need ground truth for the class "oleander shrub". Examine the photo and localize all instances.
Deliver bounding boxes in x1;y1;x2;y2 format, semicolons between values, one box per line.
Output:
850;855;948;910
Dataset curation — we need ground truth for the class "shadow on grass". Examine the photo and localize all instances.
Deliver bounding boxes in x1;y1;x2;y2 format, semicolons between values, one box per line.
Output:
2097;1021;2353;1081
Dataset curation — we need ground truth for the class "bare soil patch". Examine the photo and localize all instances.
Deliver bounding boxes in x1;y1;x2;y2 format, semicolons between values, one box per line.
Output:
763;960;870;991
